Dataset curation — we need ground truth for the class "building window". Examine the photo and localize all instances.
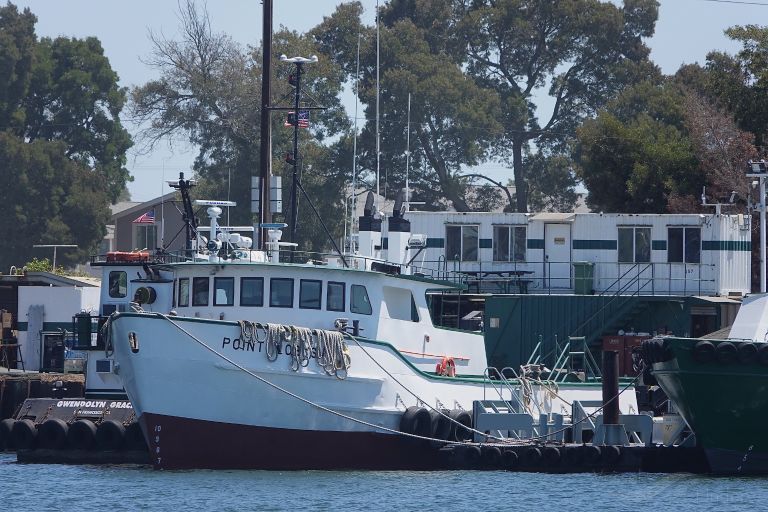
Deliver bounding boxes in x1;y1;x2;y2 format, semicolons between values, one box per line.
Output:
351;284;372;315
240;277;263;307
668;227;701;263
192;277;209;306
493;225;526;262
213;277;234;306
270;278;294;308
299;279;322;309
133;224;157;251
178;278;189;307
108;271;127;298
618;227;650;263
446;225;479;261
327;281;345;312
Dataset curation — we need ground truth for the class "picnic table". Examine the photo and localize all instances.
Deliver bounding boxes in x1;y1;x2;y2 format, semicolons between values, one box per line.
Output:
460;269;535;294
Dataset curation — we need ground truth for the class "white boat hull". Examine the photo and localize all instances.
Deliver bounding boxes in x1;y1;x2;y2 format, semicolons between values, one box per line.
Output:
110;312;637;469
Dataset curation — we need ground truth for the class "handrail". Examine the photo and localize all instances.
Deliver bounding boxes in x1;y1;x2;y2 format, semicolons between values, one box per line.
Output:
482;367;523;413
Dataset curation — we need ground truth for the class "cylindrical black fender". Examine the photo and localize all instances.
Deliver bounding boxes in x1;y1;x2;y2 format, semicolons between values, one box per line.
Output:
758;344;768;366
0;418;15;451
399;406;432;439
12;419;37;450
502;449;519;470
563;445;585;466
543;446;561;466
737;342;758;364
448;409;473;442
38;418;69;450
481;445;502;467
692;341;716;363
68;419;97;450
602;444;622;466
584;444;602;464
124;422;147;451
715;342;737;365
458;444;481;467
96;420;126;451
523;446;542;467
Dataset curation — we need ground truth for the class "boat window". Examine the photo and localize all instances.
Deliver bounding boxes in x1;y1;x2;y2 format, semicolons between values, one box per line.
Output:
270;278;294;308
493;225;526;262
351;284;372;315
299;279;322;309
327;281;345;312
383;286;418;321
214;277;235;306
446;225;479;261
108;271;127;298
192;277;209;306
240;277;264;307
178;278;189;307
618;227;650;263
668;227;701;263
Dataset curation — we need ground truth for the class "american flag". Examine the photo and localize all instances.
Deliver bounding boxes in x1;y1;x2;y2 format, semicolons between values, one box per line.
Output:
132;209;155;224
284;110;310;128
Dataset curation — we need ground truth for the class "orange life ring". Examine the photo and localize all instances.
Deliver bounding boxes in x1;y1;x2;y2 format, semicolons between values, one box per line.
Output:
435;357;456;377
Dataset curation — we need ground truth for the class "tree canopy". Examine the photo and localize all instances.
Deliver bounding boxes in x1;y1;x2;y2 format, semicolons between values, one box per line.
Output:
0;3;130;271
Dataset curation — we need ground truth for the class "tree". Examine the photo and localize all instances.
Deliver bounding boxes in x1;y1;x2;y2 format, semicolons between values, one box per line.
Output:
0;132;110;270
525;153;579;212
0;3;128;270
457;0;660;212
131;1;351;251
312;1;503;212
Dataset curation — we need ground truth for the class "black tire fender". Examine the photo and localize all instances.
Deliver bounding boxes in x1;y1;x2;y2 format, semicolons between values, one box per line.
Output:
543;446;561;465
737;342;758;364
68;419;97;450
715;341;737;365
481;445;502;466
38;418;69;450
0;418;15;451
399;406;431;438
12;419;37;450
692;341;716;363
96;420;126;451
523;446;542;467
448;409;473;442
502;449;519;470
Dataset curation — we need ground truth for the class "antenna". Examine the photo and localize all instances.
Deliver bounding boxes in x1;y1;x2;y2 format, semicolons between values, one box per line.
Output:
375;0;380;211
405;92;411;212
351;33;361;253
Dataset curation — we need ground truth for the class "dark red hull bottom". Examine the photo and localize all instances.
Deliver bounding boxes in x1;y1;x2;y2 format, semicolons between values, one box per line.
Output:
140;413;442;470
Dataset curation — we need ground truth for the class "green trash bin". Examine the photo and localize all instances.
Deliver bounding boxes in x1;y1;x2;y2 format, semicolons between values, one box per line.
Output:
573;261;595;295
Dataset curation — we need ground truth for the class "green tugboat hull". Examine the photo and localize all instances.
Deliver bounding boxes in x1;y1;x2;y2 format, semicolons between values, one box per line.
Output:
648;337;768;474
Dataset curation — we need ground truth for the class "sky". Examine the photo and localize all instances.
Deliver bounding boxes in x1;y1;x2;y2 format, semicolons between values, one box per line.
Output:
12;0;768;202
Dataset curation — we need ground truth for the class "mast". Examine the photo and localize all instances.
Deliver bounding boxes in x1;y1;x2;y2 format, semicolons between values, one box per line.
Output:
351;33;361;253
405;92;411;212
258;0;273;250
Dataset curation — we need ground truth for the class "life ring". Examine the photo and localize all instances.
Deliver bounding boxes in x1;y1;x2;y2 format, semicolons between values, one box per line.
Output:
38;418;69;450
435;357;456;377
68;419;97;450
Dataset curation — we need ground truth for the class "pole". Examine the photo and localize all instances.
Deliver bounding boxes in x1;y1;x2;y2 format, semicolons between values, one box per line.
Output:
290;63;302;250
350;33;360;254
258;0;273;250
601;350;620;426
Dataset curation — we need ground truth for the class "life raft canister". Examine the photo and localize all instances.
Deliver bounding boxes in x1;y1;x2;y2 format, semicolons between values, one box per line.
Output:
436;357;456;377
106;251;150;263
